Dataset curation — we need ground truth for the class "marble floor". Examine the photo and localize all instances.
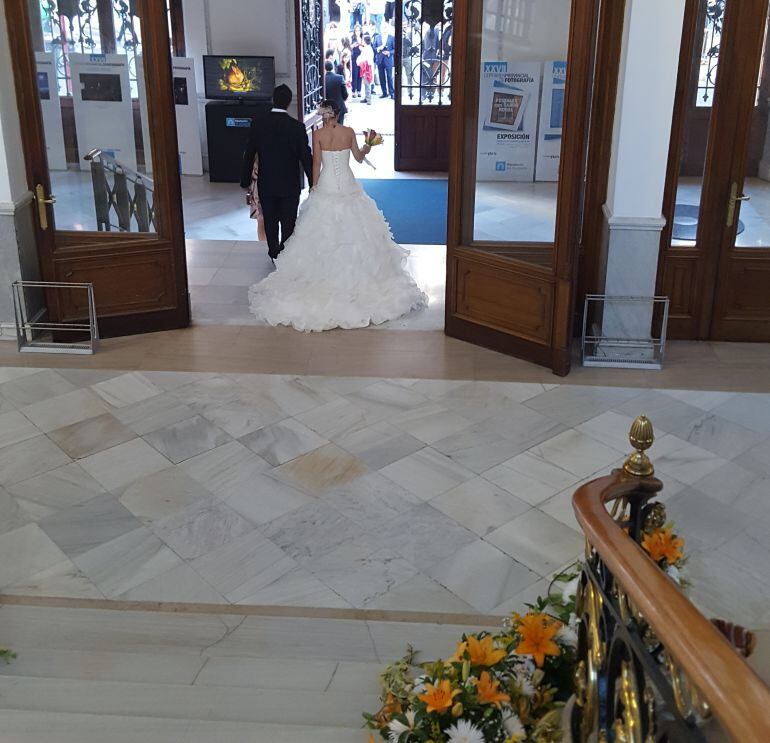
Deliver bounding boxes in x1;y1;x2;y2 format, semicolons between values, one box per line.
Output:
0;366;768;629
187;239;445;328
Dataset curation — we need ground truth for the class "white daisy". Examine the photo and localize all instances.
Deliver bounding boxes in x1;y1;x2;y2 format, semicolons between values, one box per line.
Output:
445;719;486;743
503;711;526;741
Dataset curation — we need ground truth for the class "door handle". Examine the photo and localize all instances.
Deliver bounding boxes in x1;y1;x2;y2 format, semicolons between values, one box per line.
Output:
34;183;56;231
726;181;750;228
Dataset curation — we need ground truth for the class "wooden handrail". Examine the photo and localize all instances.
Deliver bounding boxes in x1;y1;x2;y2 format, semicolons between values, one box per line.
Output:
573;470;770;742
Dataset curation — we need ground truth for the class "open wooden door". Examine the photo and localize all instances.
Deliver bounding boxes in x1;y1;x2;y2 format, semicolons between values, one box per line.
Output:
445;0;599;376
7;0;188;337
394;0;452;171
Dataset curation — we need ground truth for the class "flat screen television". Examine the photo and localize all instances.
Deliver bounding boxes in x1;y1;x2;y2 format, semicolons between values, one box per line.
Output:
203;55;275;101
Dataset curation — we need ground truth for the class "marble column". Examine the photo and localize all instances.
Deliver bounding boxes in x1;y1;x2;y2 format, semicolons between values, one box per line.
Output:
597;0;686;349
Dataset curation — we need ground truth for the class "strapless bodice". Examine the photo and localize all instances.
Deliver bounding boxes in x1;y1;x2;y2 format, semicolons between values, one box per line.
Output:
317;148;356;193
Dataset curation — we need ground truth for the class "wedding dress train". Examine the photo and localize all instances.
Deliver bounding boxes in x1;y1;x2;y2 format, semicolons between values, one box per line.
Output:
248;148;428;331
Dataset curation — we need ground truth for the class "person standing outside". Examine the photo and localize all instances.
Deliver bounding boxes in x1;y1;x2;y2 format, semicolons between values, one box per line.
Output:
375;19;395;99
323;60;349;124
357;32;375;105
367;0;386;34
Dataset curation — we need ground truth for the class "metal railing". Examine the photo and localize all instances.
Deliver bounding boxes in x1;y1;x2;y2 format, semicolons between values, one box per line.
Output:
84;149;156;233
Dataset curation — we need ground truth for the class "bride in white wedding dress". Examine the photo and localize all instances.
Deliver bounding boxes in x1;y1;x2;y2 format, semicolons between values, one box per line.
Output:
248;100;428;331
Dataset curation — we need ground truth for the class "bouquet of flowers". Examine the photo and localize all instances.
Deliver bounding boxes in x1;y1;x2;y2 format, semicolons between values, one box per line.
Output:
364;588;580;743
362;128;384;169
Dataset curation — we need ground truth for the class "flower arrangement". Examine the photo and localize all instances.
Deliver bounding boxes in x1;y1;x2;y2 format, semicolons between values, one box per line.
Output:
364;526;687;743
361;128;384;170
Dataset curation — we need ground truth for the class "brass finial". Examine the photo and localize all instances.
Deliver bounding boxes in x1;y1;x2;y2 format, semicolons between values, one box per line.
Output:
623;415;655;477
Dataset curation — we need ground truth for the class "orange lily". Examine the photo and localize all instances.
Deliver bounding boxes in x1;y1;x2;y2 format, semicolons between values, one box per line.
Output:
475;670;511;708
514;613;561;668
417;678;461;714
642;527;684;565
452;635;507;666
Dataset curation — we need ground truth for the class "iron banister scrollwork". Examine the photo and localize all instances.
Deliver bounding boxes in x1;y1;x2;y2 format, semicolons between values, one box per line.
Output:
571;416;770;743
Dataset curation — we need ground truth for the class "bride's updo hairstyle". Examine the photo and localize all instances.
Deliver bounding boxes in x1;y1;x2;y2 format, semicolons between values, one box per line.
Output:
318;99;339;122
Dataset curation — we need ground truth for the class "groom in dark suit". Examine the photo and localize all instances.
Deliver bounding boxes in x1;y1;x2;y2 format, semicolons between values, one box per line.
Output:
240;85;313;260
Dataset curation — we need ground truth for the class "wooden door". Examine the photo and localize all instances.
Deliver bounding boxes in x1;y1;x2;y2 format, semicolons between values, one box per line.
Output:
394;0;452;171
658;0;770;341
7;0;189;337
445;0;599;376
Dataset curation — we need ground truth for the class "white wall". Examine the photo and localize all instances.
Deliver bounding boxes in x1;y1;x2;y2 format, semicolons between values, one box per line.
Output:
181;0;298;162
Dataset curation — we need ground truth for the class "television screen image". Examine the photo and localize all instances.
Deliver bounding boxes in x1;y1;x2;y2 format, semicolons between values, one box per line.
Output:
80;73;123;102
173;76;189;106
203;56;275;100
37;71;50;100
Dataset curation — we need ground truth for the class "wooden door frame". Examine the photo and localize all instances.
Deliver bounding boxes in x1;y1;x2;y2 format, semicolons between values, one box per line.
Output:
6;0;189;335
445;0;600;376
656;0;770;340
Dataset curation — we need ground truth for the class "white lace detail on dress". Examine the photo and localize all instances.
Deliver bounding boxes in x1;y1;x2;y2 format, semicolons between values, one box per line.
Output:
248;148;428;332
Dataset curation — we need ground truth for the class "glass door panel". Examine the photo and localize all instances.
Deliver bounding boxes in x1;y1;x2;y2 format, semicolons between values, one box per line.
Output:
472;0;570;247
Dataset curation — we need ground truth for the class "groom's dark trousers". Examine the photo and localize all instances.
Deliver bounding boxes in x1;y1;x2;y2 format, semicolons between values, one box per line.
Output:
241;109;313;259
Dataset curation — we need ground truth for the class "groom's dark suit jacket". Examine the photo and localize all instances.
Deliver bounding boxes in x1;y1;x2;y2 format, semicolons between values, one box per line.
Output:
240;110;313;196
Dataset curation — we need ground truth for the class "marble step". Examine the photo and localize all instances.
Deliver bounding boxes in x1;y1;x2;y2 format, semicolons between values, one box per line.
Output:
0;710;365;743
0;647;383;693
0;675;379;728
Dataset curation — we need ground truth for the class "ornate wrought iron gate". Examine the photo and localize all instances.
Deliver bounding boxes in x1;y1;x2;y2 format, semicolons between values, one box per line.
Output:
295;0;324;121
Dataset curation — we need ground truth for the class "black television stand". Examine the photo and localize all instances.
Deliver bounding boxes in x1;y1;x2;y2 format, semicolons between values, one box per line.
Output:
205;100;271;183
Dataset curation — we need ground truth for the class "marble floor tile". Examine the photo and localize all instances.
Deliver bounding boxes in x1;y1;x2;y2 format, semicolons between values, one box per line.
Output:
200;393;286;439
295;396;386;441
0;523;69;589
690;460;763;504
486;509;583;576
361;572;476;614
0;410;40;449
0;367;46;385
652;435;728;485
615;390;708;434
73;527;184;598
48;413;136;459
170;376;244;415
389;403;474;445
2;558;104;599
524;385;641;427
333;421;425;470
483;451;578;506
144;414;232;464
735;438;770;477
664;487;754;552
345;380;429;420
192;656;339;691
660;388;737;412
189;529;294;601
380;447;475;500
233;375;341;417
20;388;108;433
427;539;540;613
119;467;214;524
261;501;363;564
233;565;351;608
152;498;256;561
323;471;421;529
711;392;770;435
140;371;210;391
575;411;638;452
38;493;142;558
0;435;71;487
527;429;622;480
112;393;198;436
436;381;530;423
432;424;532;475
477;405;567;456
308;539;418;608
0;487;34;536
79;438;171;493
718;529;770;586
180;441;271;501
54;369;125;389
223;474;314;525
431;477;530;537
0;370;75;407
7;463;106;513
91;372;162;408
239;418;328;467
268;444;368;496
669;412;767;460
118;561;226;603
366;502;478;570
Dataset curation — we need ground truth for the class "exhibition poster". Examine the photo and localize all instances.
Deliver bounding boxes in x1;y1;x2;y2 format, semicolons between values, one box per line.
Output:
536;60;567;182
476;61;541;182
35;52;67;171
69;53;136;172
